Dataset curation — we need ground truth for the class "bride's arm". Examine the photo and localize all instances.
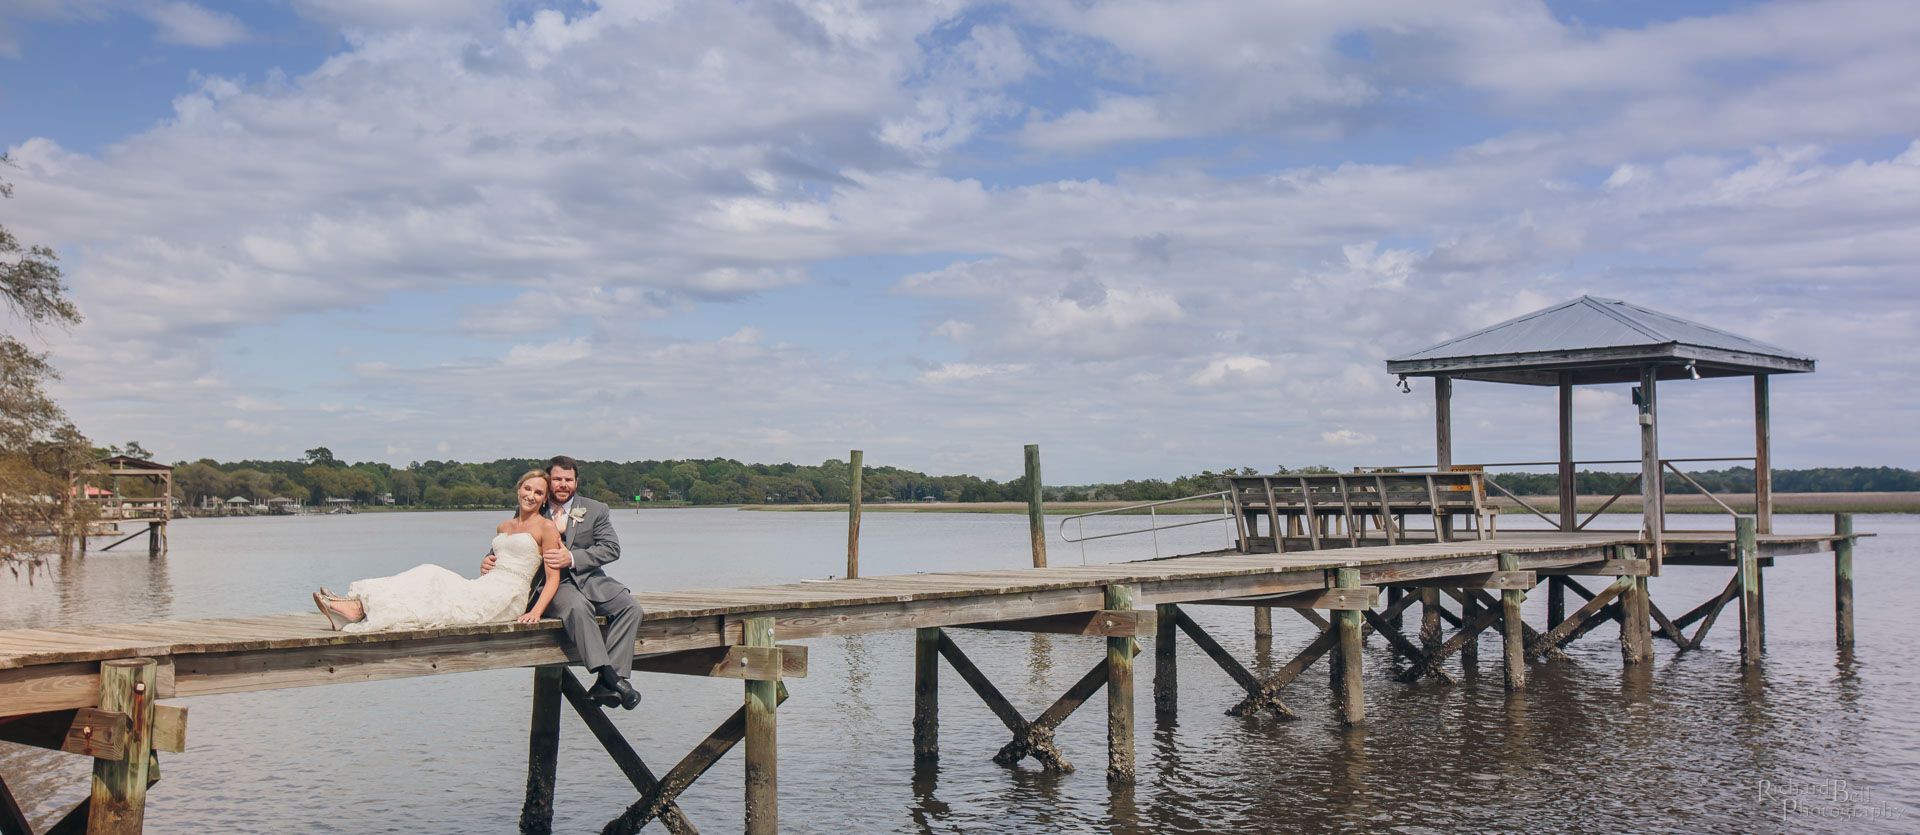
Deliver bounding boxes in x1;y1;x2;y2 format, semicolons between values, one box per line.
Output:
518;521;563;623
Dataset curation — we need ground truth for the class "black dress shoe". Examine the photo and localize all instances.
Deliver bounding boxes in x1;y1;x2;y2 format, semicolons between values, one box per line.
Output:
610;678;641;710
585;680;622;708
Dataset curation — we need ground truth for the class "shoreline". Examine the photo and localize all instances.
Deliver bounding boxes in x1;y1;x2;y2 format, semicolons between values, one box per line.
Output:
172;491;1919;518
738;491;1919;516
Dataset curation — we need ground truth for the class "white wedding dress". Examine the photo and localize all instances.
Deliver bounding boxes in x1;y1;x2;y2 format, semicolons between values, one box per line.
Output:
342;532;542;633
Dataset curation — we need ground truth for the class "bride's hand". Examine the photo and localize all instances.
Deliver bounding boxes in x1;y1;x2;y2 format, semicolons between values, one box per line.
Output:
516;612;542;624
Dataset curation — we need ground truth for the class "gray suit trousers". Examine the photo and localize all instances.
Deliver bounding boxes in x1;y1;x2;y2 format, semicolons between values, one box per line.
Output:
548;581;643;680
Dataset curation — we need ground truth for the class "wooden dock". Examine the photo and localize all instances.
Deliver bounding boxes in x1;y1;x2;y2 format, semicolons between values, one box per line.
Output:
0;522;1860;834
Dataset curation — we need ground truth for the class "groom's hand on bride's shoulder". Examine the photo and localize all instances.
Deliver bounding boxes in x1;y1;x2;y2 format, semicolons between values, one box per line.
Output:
480;553;497;575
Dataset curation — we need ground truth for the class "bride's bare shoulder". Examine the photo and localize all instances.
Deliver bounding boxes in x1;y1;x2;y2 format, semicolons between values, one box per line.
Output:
497;519;514;534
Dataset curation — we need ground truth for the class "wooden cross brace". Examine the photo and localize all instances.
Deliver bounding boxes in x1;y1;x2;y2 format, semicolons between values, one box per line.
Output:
553;671;697;835
933;631;1101;773
1302;588;1458;683
599;680;791;835
1221;587;1428;714
1169;607;1295;719
1446;588;1570;663
1648;572;1742;651
1399;600;1502;682
1526;577;1631;661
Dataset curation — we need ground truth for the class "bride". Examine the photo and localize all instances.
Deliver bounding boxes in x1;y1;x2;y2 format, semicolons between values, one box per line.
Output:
314;469;563;632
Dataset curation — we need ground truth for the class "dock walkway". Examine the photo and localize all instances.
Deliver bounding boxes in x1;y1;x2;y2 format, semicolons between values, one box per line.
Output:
0;527;1855;835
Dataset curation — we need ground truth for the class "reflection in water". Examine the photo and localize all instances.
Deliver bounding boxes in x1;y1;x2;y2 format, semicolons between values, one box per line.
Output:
1328;724;1370;822
1026;632;1053;691
906;761;949;834
842;634;871;704
1;511;1917;833
1104;781;1139;833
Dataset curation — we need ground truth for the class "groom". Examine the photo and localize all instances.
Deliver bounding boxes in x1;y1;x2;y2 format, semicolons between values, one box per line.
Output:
485;455;643;710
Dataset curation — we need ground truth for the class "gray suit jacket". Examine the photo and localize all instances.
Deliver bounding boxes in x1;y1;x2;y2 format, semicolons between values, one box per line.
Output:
529;495;629;607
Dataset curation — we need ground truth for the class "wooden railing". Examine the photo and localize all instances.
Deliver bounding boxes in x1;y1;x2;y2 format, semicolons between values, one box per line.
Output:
1215;471;1490;551
1358;457;1757;532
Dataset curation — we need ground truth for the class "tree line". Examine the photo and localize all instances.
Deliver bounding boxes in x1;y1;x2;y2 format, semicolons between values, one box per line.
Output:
158;453;1335;509
167;448;1046;509
162;454;1920;511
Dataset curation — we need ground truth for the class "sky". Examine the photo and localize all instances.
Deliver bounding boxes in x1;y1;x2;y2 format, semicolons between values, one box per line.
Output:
1;0;1915;483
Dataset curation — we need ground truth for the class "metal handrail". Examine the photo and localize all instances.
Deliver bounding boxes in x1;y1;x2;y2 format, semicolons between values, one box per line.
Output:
1058;490;1234;561
1664;460;1742;518
1481;476;1559;528
1357;456;1755;472
1576;474;1640;530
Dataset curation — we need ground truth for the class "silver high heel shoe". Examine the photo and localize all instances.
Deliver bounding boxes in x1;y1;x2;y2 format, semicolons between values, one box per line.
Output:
313;591;361;631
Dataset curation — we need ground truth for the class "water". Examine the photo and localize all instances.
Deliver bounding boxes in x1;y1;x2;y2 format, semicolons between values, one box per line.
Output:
2;510;1913;833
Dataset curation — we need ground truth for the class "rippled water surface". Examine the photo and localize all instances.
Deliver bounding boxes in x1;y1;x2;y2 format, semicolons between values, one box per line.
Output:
2;510;1914;833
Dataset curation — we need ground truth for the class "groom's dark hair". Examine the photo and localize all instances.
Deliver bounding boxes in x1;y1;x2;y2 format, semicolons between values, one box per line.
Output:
547;455;580;475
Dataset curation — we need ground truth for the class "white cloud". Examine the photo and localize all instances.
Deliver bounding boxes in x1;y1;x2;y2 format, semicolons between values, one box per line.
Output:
290;0;508;31
140;1;246;47
2;0;1914;479
1320;428;1376;448
921;362;1029;383
1190;355;1271;387
503;337;595;367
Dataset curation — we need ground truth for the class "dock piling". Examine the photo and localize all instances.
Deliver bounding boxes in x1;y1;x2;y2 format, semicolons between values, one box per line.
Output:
1026;445;1046;568
1332;569;1364;725
1618;545;1653;664
1105;585;1136;784
743;617;778;834
1736;518;1762;666
1418;589;1442;653
847;450;862;579
913;627;939;761
1498;554;1526;690
518;665;563;835
1154;604;1177;718
1459;591;1479;668
1835;514;1854;649
87;658;156;835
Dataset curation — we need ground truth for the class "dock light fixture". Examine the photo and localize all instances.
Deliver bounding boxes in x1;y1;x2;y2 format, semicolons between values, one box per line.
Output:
1687;361;1701;380
1396;374;1411;393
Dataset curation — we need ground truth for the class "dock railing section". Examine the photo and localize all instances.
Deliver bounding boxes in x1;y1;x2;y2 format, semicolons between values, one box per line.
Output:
1057;491;1235;561
1357;456;1757;532
1214;472;1491;553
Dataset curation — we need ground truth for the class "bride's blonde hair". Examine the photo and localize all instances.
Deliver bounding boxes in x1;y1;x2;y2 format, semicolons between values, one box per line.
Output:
515;469;550;496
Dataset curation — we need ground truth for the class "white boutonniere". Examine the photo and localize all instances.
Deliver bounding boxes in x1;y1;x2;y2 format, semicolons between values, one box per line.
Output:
569;507;587;523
